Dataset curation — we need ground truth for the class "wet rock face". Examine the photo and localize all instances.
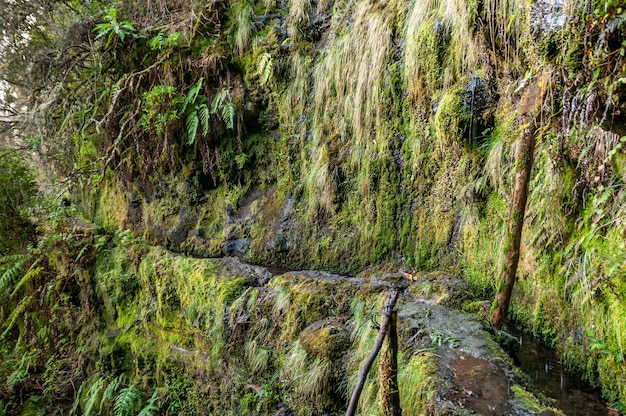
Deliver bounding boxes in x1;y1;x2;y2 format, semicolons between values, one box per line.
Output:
267;195;297;254
128;191;142;224
531;0;568;32
464;76;495;147
224;238;250;255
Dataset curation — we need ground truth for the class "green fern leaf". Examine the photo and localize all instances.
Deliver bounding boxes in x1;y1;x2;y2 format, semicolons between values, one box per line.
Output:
11;261;42;297
257;52;273;85
71;378;87;415
100;374;125;413
1;295;33;340
84;377;105;416
0;254;26;266
186;111;199;145
181;78;204;114
221;103;236;130
211;89;227;115
137;392;159;416
114;386;143;416
0;256;26;295
198;104;210;137
75;245;90;262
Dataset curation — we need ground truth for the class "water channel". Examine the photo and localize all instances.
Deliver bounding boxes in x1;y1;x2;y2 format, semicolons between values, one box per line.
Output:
512;329;620;415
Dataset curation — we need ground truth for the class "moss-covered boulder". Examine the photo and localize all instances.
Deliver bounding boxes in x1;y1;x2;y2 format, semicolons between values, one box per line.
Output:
298;317;351;360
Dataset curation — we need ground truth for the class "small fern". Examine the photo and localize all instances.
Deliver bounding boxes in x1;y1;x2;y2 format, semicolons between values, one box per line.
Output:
114;386;144;416
211;88;235;130
84;377;106;416
221;102;236;130
257;52;274;86
71;379;87;415
181;78;204;114
185;111;199;145
11;260;42;297
0;254;25;266
0;255;26;295
0;295;33;340
100;374;126;413
211;88;228;114
198;103;210;137
137;392;160;416
75;245;90;262
181;81;236;145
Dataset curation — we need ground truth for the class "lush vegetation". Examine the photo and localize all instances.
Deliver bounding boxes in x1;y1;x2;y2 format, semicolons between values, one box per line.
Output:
1;0;626;413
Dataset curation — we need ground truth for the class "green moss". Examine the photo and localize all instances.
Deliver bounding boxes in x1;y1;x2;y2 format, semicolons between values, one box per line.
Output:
434;83;471;146
510;385;564;414
94;176;129;232
398;353;440;414
405;17;444;104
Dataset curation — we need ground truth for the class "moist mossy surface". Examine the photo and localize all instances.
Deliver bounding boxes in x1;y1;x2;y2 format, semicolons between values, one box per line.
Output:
2;0;626;413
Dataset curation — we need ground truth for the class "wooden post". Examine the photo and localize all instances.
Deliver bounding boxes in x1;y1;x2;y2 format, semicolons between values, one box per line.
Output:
346;291;399;416
379;309;401;416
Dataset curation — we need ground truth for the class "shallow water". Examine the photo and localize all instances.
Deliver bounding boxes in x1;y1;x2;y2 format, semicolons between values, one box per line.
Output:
512;330;620;416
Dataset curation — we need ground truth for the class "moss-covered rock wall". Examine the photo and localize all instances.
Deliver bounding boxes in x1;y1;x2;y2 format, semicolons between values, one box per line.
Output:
2;0;626;411
0;227;566;414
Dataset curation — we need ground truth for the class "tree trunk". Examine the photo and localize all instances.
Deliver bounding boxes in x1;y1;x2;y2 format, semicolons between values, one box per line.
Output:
379;310;401;416
491;123;536;329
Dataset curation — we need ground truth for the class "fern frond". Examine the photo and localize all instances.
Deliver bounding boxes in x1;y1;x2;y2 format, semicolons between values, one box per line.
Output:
71;378;87;415
75;245;90;262
0;256;26;295
0;254;25;266
11;262;43;297
221;103;236;130
114;386;143;416
257;52;273;85
181;78;204;114
198;104;210;137
0;295;33;340
100;374;126;413
137;392;159;416
84;377;106;416
186;111;199;145
211;89;227;115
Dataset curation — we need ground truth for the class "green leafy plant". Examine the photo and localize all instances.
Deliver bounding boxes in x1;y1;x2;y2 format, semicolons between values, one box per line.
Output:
83;377;105;416
100;375;125;413
5;351;38;389
148;31;182;51
10;259;42;297
211;87;236;130
114;385;144;416
0;255;27;295
429;330;461;348
140;84;182;134
180;79;236;145
137;392;160;416
586;329;623;362
256;52;274;86
541;328;558;349
94;8;137;48
181;78;210;145
0;295;33;340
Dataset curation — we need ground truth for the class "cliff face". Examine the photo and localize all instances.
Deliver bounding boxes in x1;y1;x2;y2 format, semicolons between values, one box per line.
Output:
86;0;625;404
1;0;626;412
